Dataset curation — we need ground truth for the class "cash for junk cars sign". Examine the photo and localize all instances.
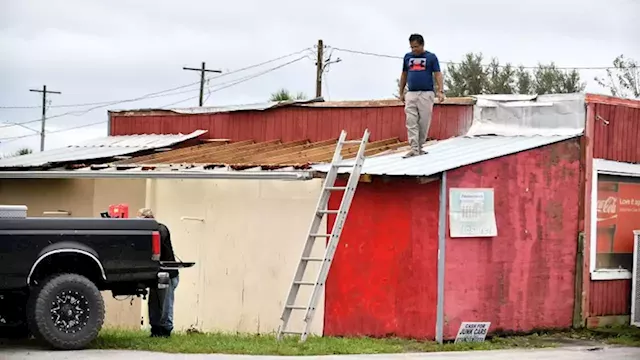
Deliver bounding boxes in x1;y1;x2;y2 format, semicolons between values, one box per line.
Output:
454;322;491;343
449;188;498;238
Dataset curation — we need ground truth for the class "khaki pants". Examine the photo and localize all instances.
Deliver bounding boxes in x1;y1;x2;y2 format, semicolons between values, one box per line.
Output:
404;91;435;152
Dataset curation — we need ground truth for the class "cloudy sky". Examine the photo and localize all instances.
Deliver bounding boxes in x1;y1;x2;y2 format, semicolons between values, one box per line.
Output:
1;0;638;154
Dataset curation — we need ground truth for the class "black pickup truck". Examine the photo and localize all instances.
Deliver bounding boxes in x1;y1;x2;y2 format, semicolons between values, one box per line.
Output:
0;208;193;350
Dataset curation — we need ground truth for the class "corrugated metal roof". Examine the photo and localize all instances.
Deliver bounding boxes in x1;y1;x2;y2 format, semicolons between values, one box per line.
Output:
109;99;323;116
108;97;475;117
0;130;207;168
109;137;407;170
312;134;580;176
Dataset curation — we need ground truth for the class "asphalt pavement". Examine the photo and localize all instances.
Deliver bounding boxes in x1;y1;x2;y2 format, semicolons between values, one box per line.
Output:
2;346;640;360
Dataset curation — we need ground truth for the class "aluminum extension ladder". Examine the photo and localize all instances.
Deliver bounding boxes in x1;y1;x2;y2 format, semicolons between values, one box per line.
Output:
276;129;370;342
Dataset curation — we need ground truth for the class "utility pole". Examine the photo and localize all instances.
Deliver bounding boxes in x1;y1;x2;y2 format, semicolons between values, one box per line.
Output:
183;62;222;106
29;85;61;152
315;39;324;98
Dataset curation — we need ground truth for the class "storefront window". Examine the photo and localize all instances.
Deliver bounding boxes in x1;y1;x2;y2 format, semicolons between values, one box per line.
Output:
595;177;640;272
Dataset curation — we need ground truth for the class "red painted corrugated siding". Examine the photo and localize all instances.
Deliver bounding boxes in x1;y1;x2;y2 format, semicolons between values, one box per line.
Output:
443;139;582;339
591;102;640;162
109;105;473;141
587;100;636;318
324;179;440;339
588;280;631;316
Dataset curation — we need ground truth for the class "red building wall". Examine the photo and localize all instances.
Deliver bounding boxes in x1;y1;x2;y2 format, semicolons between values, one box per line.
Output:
109;104;473;142
584;95;640;321
443;139;582;338
324;179;440;339
590;101;640;162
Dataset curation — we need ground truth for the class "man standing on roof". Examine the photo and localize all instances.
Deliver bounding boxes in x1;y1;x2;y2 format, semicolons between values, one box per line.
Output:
399;33;445;158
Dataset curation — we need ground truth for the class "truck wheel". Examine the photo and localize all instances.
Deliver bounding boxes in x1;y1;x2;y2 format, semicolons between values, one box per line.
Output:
29;273;105;350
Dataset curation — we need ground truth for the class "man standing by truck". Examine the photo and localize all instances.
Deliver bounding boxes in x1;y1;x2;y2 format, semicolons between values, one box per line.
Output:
137;208;180;338
398;33;445;158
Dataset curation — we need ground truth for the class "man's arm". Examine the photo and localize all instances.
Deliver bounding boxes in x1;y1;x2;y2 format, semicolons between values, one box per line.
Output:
159;224;176;262
399;71;408;101
435;72;444;95
432;54;445;102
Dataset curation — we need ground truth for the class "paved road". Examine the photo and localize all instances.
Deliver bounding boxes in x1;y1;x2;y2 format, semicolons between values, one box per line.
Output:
2;346;640;360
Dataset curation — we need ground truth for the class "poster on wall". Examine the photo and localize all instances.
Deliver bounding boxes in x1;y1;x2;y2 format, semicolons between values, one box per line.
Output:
596;179;640;272
449;188;497;238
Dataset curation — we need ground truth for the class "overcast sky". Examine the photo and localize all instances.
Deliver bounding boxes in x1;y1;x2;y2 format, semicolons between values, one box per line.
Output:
1;0;639;154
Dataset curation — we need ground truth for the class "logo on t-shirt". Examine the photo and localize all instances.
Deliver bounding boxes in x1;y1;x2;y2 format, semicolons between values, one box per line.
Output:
408;58;427;71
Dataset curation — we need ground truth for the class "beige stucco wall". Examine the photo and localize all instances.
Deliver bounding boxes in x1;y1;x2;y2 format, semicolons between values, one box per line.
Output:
0;178;146;330
92;179;147;329
143;178;326;335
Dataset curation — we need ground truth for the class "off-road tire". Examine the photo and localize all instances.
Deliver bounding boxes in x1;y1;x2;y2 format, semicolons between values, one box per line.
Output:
28;273;105;350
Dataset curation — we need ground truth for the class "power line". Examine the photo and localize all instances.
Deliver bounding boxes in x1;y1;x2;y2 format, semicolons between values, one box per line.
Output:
29;85;61;151
0;48;311;110
329;46;618;70
0;54;309;143
0;49;312;130
159;55;308;108
182;62;222;107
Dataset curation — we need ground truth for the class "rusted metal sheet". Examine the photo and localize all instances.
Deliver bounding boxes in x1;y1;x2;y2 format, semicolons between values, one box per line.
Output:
109;104;474;142
588;279;632;316
589;102;640;163
112;138;405;168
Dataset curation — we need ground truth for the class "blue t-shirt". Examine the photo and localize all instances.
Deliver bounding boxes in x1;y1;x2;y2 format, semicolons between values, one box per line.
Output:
403;51;441;92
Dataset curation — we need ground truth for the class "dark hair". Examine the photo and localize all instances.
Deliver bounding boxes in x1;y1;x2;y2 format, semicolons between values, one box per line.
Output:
409;34;424;45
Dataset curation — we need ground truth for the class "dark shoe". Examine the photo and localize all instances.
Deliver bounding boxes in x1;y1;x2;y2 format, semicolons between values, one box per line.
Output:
150;326;161;337
402;150;420;158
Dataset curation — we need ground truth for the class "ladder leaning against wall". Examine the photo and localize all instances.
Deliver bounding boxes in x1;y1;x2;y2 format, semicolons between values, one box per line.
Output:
276;129;370;342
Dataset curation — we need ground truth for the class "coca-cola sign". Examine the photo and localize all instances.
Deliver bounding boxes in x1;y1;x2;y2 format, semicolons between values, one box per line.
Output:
597;196;617;214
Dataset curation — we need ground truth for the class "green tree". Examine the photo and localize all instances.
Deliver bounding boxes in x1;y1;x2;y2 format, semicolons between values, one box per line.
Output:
595;55;639;99
0;147;32;159
15;147;32;156
485;58;516;94
515;65;533;94
444;52;488;97
414;52;586;96
269;89;307;102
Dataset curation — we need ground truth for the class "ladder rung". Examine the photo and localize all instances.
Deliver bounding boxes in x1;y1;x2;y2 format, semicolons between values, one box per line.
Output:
294;281;315;286
343;140;362;144
280;331;303;335
325;186;347;191
333;164;352;168
285;305;307;310
318;210;339;215
310;233;331;237
301;257;325;262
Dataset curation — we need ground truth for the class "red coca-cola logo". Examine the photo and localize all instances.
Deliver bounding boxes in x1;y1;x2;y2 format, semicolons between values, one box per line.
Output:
597;197;617;214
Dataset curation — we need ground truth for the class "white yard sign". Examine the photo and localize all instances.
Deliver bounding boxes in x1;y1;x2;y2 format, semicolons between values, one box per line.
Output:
454;322;491;343
449;188;498;238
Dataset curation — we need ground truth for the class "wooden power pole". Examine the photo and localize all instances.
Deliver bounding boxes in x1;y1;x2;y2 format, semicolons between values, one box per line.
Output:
29;85;61;152
183;62;222;106
315;39;324;98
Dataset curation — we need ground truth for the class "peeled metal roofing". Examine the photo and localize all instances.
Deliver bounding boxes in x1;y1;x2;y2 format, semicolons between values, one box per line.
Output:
312;134;580;176
0;130;207;168
110;137;407;169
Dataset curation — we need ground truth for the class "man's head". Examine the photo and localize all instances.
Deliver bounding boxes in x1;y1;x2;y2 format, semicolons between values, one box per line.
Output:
409;34;425;55
138;208;155;219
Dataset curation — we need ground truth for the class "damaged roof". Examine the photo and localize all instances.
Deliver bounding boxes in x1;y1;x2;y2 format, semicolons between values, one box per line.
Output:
110;137;406;170
0;130;207;169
